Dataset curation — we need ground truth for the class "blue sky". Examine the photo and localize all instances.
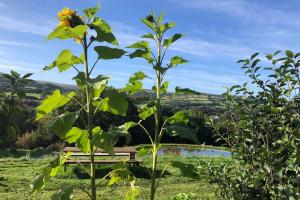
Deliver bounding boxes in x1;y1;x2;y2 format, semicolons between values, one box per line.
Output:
0;0;300;94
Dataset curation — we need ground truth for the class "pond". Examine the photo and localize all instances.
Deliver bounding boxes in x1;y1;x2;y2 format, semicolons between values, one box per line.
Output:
157;146;231;157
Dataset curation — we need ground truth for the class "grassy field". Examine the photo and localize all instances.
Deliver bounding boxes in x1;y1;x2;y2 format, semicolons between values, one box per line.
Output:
0;148;230;200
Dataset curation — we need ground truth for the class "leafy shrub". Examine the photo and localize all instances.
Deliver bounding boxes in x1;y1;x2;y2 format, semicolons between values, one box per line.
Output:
172;193;196;200
210;51;300;199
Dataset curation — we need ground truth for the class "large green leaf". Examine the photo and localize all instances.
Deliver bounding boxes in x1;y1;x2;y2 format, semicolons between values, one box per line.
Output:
167;111;189;125
120;71;149;94
51;186;73;200
50;111;80;139
31;153;71;191
170;56;188;67
36;90;75;120
92;17;118;45
73;73;109;98
45;49;83;72
128;49;153;63
92;126;114;155
160;22;176;33
138;105;156;120
166;124;199;143
94;46;126;60
125;186;140;200
65;127;90;153
127;41;149;49
83;4;101;19
47;25;88;40
97;90;128;116
163;33;183;48
141;33;155;40
171;161;199;179
91;76;109;100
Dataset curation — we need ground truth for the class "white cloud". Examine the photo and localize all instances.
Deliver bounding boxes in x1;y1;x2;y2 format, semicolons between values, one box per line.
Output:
171;37;251;58
0;16;52;36
173;0;300;29
0;39;36;47
0;58;40;72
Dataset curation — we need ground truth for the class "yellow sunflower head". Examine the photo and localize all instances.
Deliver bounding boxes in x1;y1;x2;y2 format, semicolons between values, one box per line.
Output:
57;7;75;20
57;7;84;28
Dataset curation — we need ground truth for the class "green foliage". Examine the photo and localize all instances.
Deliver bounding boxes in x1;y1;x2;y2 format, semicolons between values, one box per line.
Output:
50;111;80;139
33;5;130;200
44;49;83;72
126;12;198;200
210;51;300;199
0;70;33;149
31;153;71;191
120;71;149;95
91;17;118;45
47;25;88;40
94;46;126;60
36;90;75;120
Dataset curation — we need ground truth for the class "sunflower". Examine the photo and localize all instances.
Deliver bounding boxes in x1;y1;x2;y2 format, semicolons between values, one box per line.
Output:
57;7;75;20
57;7;84;28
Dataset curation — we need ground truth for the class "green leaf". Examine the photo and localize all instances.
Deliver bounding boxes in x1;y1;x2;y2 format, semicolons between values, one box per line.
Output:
92;126;114;155
171;161;199;179
51;186;73;200
127;41;149;49
47;25;88;40
137;146;152;157
125;186;140;200
44;49;83;72
31;153;71;191
92;17;118;45
160;22;176;33
91;76;109;100
120;81;143;95
128;49;153;62
285;50;293;58
106;125;132;144
161;81;169;94
166;124;199;143
30;175;45;191
57;49;83;72
170;56;188;67
65;127;90;153
97;89;128;116
50;111;80;139
141;33;155;40
72;72;87;88
167;111;189;125
163;33;183;48
36;90;75;120
94;46;126;60
138;105;156;120
120;71;149;95
141;18;155;31
83;4;101;19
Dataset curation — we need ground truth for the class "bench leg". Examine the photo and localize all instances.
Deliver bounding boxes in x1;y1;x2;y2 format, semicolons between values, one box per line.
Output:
64;164;67;172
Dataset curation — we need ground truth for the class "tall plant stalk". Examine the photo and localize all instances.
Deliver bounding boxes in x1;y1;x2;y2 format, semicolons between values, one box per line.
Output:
31;5;129;199
125;13;199;200
83;34;97;200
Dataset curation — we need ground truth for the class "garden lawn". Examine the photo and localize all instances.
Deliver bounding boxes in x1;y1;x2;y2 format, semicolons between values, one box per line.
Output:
0;149;230;200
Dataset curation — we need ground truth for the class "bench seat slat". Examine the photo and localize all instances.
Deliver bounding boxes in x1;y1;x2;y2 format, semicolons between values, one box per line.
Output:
65;159;143;164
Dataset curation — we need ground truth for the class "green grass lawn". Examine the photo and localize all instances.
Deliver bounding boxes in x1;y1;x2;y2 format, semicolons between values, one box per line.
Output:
0;149;230;200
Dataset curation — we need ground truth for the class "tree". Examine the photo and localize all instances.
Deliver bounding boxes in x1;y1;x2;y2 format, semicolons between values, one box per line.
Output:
210;51;300;199
0;70;33;150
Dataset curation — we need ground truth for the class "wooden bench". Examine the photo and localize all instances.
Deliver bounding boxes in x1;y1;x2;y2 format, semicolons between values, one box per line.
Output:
63;147;143;170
